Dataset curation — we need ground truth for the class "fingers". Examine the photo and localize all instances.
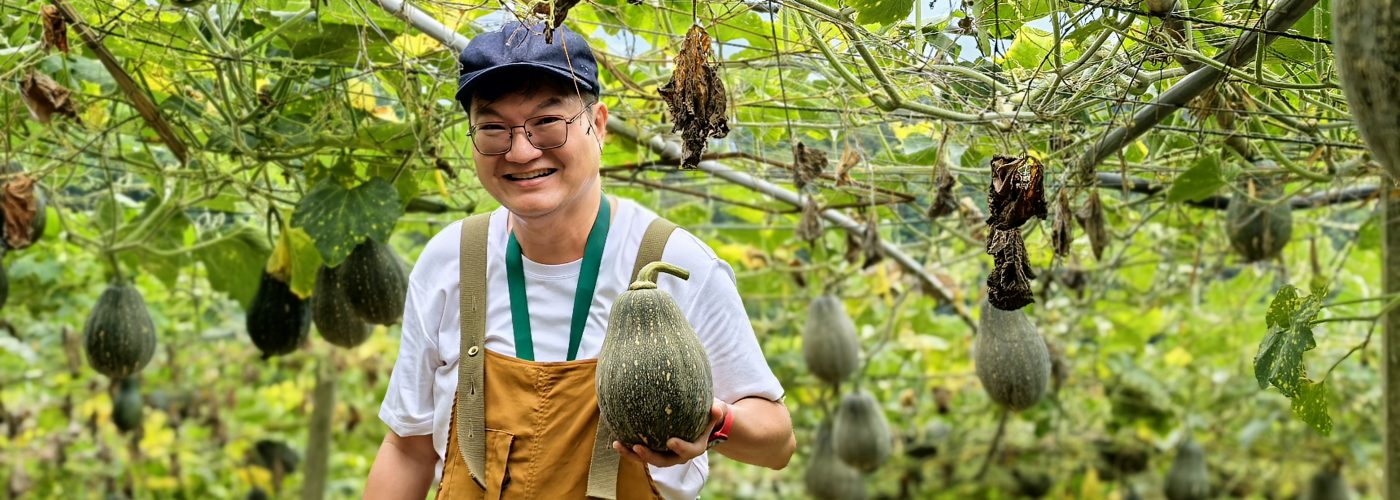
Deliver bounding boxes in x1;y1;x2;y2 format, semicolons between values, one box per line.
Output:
611;440;700;468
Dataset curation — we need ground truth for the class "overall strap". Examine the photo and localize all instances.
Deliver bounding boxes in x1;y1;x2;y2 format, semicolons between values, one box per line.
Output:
586;216;677;499
456;213;492;487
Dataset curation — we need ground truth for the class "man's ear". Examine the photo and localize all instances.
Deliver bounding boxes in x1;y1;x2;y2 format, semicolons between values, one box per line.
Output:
589;101;609;141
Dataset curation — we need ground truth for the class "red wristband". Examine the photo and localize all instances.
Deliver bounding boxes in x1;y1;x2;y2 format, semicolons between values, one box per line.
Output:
707;403;734;449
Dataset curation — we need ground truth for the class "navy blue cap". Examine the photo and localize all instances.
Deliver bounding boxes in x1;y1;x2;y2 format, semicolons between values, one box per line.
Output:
455;22;599;107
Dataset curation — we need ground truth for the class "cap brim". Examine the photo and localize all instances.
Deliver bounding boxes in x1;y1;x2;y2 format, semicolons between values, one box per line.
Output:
455;63;598;105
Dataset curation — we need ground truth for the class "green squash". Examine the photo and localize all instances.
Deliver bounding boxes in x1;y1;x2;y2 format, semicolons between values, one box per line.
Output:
83;282;157;379
1333;0;1400;177
1225;176;1292;263
974;303;1051;411
1164;437;1210;500
805;419;866;500
802;295;861;385
313;264;371;348
1306;465;1350;500
832;390;891;472
112;375;143;434
341;240;409;325
246;271;310;359
597;261;714;452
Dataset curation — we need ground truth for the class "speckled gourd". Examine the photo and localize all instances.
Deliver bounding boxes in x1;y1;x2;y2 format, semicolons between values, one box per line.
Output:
313;264;372;348
1333;0;1400;177
112;375;143;433
832;390;891;472
803;295;861;385
341;240;409;325
805;419;866;500
596;261;714;452
1225;173;1292;262
1306;465;1351;500
1164;438;1210;500
974;303;1051;411
246;271;310;359
83;282;157;379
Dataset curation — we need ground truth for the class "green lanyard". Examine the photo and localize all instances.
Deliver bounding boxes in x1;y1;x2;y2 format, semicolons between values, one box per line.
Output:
505;192;610;361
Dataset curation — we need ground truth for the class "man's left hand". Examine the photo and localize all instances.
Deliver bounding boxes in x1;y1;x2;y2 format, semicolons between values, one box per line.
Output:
613;398;727;468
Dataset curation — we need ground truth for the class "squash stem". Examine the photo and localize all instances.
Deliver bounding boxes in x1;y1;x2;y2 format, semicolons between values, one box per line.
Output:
631;261;690;290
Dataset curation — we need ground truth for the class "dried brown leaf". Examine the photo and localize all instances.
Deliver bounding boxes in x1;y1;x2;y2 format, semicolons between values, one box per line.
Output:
927;165;958;219
1052;190;1073;257
987;155;1047;230
537;0;584;42
837;147;861;186
41;5;69;54
793;142;827;191
986;228;1036;310
1075;190;1107;261
862;213;883;268
795;197;824;242
2;175;42;249
659;25;729;169
19;71;79;123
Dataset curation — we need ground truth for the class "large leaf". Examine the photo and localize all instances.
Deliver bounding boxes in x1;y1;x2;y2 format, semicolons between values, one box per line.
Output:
850;0;915;25
1290;380;1332;435
1000;26;1059;69
1253;284;1324;397
197;229;271;310
1253;284;1332;434
291;177;403;267
1167;155;1225;203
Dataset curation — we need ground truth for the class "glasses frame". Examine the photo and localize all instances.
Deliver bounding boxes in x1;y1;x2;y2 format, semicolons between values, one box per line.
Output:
467;107;592;156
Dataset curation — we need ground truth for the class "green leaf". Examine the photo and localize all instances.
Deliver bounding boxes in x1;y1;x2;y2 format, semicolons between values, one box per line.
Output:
1290;380;1332;435
286;227;324;299
197;230;271;310
1253;284;1325;397
1000;26;1057;69
1167;156;1225;203
850;0;915;25
291;177;403;267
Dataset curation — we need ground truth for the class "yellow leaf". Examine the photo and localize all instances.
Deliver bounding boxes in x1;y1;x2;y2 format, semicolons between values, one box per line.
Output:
1164;346;1193;367
267;229;292;280
139;411;175;453
347;79;377;112
391;33;441;58
1080;466;1101;499
145;476;180;491
237;466;274;491
891;122;932;141
82;103;109;130
371;105;402;123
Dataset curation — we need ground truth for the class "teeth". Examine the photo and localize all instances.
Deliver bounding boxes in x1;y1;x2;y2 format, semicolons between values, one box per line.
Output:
508;169;554;180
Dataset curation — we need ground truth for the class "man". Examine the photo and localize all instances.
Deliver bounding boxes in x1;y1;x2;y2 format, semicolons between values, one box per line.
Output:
365;20;795;499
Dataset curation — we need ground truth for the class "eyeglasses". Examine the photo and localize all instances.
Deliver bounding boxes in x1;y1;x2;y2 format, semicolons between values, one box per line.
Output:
467;107;591;156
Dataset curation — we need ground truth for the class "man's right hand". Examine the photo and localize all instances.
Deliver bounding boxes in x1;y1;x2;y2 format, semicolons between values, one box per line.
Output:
365;432;437;499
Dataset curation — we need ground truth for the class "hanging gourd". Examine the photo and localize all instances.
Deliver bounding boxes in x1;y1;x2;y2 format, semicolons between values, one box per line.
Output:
975;303;1051;411
803;295;861;385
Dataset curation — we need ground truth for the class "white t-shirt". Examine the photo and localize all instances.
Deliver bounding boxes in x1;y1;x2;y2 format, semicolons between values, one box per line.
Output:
379;197;785;500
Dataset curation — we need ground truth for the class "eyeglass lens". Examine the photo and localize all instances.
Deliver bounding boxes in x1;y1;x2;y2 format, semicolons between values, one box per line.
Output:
472;115;571;155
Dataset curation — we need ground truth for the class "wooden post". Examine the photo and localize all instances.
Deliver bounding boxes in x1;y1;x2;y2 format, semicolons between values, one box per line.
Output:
301;359;335;500
1386;178;1400;500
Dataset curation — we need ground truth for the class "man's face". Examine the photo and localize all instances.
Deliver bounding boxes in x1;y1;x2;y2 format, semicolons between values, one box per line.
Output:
469;86;608;221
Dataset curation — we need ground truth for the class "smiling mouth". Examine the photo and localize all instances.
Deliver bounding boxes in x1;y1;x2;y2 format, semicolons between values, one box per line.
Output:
503;169;558;181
